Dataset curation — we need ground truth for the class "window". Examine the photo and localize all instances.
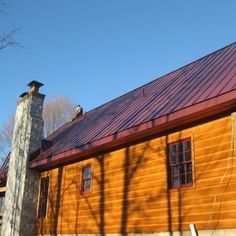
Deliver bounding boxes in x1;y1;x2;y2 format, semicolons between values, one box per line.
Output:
81;165;92;193
0;193;5;213
38;177;49;219
168;138;193;188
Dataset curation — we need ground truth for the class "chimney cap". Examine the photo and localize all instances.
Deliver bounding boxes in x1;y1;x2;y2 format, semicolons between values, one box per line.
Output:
27;80;44;89
27;80;44;93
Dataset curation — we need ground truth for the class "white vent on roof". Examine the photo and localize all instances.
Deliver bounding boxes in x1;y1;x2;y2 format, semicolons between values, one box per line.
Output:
72;105;83;121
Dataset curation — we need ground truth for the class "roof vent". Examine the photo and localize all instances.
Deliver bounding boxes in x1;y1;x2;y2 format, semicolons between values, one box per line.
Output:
72;105;83;121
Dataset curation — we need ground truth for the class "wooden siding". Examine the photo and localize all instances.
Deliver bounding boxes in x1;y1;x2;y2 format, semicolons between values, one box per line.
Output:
36;115;236;234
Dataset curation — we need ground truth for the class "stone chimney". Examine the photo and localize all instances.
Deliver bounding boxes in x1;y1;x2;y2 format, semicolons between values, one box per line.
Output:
1;81;45;236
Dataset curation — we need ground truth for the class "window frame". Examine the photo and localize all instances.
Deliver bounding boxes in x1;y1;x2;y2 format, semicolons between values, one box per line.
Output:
167;138;194;189
38;176;49;219
81;164;92;193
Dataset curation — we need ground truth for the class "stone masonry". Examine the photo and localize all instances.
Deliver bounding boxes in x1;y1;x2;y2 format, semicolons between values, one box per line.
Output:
1;81;45;236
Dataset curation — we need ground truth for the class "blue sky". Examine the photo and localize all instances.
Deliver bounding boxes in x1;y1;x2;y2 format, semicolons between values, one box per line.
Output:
0;0;235;125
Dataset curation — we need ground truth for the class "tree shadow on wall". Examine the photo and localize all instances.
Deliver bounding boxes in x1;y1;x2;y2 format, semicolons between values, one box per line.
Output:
120;143;151;235
122;137;178;236
82;154;106;236
47;165;80;235
47;166;63;236
40;133;189;236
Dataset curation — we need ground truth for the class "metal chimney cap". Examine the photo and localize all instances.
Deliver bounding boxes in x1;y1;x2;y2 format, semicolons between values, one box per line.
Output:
27;80;44;88
27;80;44;93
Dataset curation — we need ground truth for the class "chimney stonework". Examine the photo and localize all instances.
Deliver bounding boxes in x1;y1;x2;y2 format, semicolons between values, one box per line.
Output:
1;82;45;236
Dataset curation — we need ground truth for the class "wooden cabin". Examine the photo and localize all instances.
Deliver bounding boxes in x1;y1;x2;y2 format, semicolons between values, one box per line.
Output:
1;42;236;235
31;42;236;235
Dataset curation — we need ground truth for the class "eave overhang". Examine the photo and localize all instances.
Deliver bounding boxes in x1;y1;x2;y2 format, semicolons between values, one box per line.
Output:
30;90;236;170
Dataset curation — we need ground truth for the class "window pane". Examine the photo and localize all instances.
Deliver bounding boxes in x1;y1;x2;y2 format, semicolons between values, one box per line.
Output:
170;145;177;155
180;165;185;174
181;174;186;185
187;173;193;183
170;155;177;165
184;140;191;151
178;142;183;152
178;153;184;163
83;166;91;179
181;164;187;174
185;151;191;161
172;166;179;175
83;179;91;191
172;176;180;187
187;163;192;172
0;196;4;212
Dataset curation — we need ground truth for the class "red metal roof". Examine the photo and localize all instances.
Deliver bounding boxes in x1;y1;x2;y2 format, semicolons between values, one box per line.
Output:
31;42;236;169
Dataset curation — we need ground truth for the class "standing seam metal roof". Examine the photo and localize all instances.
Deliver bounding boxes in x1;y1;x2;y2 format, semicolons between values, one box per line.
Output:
33;42;236;164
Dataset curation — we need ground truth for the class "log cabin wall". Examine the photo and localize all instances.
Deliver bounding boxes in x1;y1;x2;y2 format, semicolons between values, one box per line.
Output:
36;114;236;235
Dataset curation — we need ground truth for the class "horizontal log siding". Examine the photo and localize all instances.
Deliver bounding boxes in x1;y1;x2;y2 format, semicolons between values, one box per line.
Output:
36;115;236;234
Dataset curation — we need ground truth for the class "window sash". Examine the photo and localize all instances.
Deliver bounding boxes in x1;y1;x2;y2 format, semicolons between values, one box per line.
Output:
168;139;193;188
82;166;92;192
